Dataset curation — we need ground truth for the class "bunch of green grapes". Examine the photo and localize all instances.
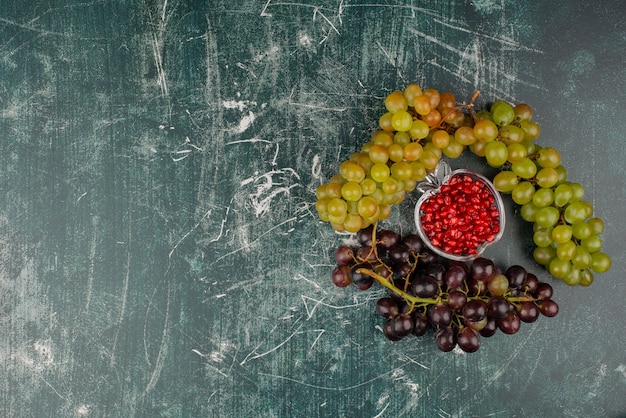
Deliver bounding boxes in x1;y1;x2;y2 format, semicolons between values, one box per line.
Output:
315;85;469;233
483;101;611;286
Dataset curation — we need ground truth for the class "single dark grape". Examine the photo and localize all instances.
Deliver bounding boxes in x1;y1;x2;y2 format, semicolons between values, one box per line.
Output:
448;260;470;275
446;290;467;310
462;299;488;322
389;314;414;337
534;282;553;300
424;263;445;284
445;264;467;289
411;311;429;336
479;319;498;337
393;262;413;279
505;265;527;289
523;273;539;294
402;234;425;255
376;297;400;318
351;264;374;290
467;278;487;296
420;250;438;265
487;296;511;320
388;244;410;265
435;327;457;352
538;299;559;317
382;320;402;341
356;245;377;262
331;265;352;287
518;301;539;323
457;327;481;353
497;310;521;334
334;245;355;266
357;225;374;246
377;229;399;249
471;257;496;282
429;304;453;329
411;276;439;298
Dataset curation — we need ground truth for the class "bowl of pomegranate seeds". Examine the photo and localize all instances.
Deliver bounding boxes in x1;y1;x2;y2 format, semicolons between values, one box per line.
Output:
414;160;505;261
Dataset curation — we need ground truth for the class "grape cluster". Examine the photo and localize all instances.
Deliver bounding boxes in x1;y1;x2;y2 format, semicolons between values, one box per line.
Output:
477;101;611;286
316;84;611;284
332;225;559;353
315;86;469;233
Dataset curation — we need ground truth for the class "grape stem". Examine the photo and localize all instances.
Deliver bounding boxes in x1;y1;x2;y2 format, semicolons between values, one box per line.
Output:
356;267;438;305
435;90;481;130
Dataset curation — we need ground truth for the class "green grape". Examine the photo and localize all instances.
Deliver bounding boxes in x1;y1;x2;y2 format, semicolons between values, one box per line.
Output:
563;268;581;286
556;240;577;261
548;257;571;279
370;162;390;182
328;212;347;225
475;110;493;121
511;158;538;179
520;120;541;140
579;269;594;286
521;139;537;155
368;144;390;164
403;142;423;161
534;206;560;228
423;142;443;158
568;182;584;201
580;201;594;218
555;166;568;184
564;201;588;224
391;110;413;132
533;228;554;247
381;177;399;194
419;149;440;170
347;199;359;214
590;252;611;273
474;119;498;142
409;120;430;140
520;202;539;222
341;181;363;201
491;101;515;126
343;213;363;233
581;235;602;253
499;124;525;144
385;90;408;112
469;140;487;157
454;126;477;145
360;178;377;195
409;161;427;181
536;147;561;168
571;246;592;269
587;217;604;235
532;187;554;208
339;160;366;182
390;161;413;181
571;221;592;240
315;197;330;221
442;137;465;158
512;181;536;205
553;183;573;207
393;131;411;146
485;141;509;167
514;103;533;121
535;167;559;188
551;225;573;244
533;246;556;266
372;130;394;146
493;171;519;193
387;143;405;162
327;197;348;217
506;143;528;163
356;196;378;219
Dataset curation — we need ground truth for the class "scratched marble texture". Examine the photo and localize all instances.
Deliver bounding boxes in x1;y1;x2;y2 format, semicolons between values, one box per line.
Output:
1;1;625;417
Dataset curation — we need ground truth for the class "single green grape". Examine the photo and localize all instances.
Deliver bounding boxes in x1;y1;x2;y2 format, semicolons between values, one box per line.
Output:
533;246;556;266
520;202;539;222
556;240;577;261
499;124;525;144
485;141;509;167
535;167;559;188
564;201;588;224
391;110;413;132
568;182;585;201
548;257;571;279
534;206;560;228
491;101;515;126
520;120;541;140
511;158;538;179
571;246;592;270
587;217;604;235
341;181;363;201
579;269;594;286
536;147;561;168
506;143;528;163
563;268;581;286
533;228;554;247
512;181;536;205
532;187;554;208
590;252;611;273
551;224;573;244
571;221;592;240
553;183;573;207
493;171;519;193
581;235;602;253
